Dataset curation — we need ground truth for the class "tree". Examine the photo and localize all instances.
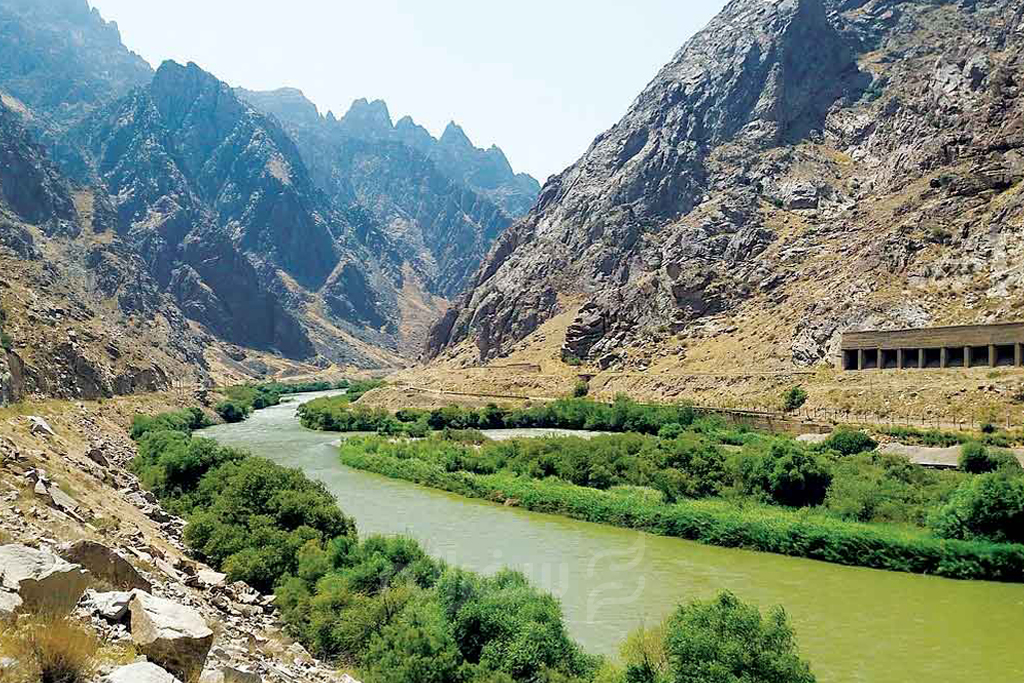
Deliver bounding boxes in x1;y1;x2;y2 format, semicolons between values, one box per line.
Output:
782;386;808;413
930;473;1024;544
664;592;816;683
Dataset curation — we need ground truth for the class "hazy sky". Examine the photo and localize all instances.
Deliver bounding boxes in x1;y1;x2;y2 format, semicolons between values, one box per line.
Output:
87;1;726;181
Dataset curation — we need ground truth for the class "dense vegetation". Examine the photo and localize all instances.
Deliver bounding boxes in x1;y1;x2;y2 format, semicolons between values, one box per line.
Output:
129;408;821;682
299;396;698;437
335;422;1024;581
215;378;383;423
880;424;1024;448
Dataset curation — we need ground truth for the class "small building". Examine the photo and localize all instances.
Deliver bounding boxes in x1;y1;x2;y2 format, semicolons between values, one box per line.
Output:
839;322;1024;371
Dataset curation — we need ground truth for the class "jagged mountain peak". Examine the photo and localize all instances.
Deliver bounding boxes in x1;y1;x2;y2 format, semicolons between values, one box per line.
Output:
440;121;473;147
339;97;393;137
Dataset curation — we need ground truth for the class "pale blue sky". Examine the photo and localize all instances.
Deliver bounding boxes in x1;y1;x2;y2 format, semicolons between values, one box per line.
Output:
88;0;726;181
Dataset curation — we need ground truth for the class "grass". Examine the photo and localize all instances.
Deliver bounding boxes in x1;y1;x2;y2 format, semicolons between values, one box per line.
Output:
0;616;99;683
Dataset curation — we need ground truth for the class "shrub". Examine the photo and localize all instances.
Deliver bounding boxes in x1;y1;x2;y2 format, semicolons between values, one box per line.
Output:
0;617;99;683
959;442;1022;475
573;380;590;398
301;396;698;437
215;400;249;424
663;592;815;683
129;407;210;440
733;441;832;507
0;331;11;352
658;423;684;440
981;422;997;435
782;386;808;412
365;596;463;683
930;473;1024;544
960;442;993;474
822;428;877;456
563;354;583;367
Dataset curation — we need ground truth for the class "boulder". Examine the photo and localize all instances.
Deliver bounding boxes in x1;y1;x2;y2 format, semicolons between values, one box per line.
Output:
27;416;55;437
196;569;227;588
0;590;22;622
105;662;183;683
61;540;152;592
0;544;90;614
129;591;214;679
89;590;134;621
222;665;261;683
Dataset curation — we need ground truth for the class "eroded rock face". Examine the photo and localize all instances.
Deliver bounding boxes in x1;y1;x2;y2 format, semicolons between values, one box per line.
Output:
429;0;1024;368
129;591;214;679
0;544;90;614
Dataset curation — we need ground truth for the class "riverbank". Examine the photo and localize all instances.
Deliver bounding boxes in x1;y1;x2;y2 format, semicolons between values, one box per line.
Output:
336;438;1024;582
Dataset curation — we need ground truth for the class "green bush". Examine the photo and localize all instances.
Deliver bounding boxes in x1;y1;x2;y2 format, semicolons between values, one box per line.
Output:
573;380;590;398
128;409;603;682
338;442;1024;582
822;428;877;456
782;386;808;413
664;592;815;683
300;395;697;437
930;473;1024;545
0;330;12;351
959;442;1021;474
732;441;832;507
129;407;210;440
215;400;250;423
824;452;961;525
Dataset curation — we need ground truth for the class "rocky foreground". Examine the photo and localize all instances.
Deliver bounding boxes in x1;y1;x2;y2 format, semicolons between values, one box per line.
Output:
0;397;358;682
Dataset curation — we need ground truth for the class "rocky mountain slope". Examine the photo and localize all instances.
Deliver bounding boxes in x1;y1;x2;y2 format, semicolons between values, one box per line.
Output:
0;394;358;682
0;0;539;391
0;97;208;404
428;0;1024;375
236;89;539;298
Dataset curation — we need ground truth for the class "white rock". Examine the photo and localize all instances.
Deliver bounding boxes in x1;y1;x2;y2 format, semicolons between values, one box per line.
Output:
27;416;55;437
0;544;90;614
90;590;134;621
197;569;227;588
129;591;214;679
105;661;183;683
0;590;22;622
796;433;829;444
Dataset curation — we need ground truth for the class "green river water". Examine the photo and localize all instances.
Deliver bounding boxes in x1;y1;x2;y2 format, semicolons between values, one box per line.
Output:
198;391;1024;682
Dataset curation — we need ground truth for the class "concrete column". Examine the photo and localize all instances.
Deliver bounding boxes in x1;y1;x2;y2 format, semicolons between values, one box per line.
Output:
989;344;998;368
858;349;864;371
940;347;948;369
896;348;904;370
964;346;971;369
1016;343;1022;368
918;348;925;369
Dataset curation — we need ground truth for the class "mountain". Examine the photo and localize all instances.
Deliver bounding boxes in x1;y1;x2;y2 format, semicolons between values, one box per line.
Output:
0;0;151;125
428;0;1024;373
236;88;540;296
0;0;538;385
0;97;207;402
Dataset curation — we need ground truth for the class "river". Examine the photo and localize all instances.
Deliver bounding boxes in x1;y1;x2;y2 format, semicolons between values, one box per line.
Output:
198;391;1024;682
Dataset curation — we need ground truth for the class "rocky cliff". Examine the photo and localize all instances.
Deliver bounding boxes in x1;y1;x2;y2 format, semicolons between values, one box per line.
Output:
0;0;539;378
0;98;208;402
428;0;1024;373
237;89;539;297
